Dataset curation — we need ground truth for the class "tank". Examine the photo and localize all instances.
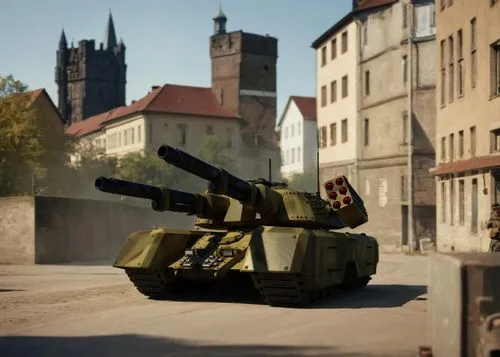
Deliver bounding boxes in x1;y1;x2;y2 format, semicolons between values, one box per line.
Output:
94;144;379;307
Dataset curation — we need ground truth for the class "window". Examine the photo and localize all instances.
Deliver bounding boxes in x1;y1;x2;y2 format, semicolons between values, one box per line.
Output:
459;180;465;225
402;3;408;29
363;118;369;146
148;123;153;144
441;181;446;222
341;119;348;143
321;46;326;66
402;112;408;144
441;136;446;161
471;178;478;233
449;133;454;161
137;125;142;142
330;80;337;102
226;128;234;148
457;30;464;96
471;18;477;87
490;129;500;152
402;55;408;83
320;126;327;148
491;40;500;96
449;35;454;102
430;3;436;27
363;22;368;46
401;175;408;201
342;75;348;98
440;40;446;106
291;124;295;137
450;179;454;225
297;121;301;135
284;127;288;139
285;150;289;164
291;148;295;163
297;146;301;162
206;125;214;136
178;123;187;145
470;125;476;157
330;123;337;146
341;31;348;53
321;85;327;107
458;130;464;158
331;38;337;59
365;71;370;96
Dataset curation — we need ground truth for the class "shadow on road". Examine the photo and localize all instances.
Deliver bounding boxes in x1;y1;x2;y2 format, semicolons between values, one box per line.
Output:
316;284;427;309
0;334;384;357
0;288;24;293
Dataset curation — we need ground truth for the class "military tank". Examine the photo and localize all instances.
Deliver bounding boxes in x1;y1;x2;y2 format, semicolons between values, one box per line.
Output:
95;144;379;307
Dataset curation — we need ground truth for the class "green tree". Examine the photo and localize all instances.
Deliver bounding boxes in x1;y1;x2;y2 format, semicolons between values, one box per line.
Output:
0;75;71;196
285;171;319;192
197;135;235;169
117;151;180;186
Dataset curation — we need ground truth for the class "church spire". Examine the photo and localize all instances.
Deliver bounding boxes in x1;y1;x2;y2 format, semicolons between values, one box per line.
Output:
104;10;117;50
59;27;67;48
213;2;227;35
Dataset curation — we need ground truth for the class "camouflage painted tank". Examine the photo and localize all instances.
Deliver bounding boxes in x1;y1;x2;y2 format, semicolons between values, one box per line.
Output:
95;145;379;307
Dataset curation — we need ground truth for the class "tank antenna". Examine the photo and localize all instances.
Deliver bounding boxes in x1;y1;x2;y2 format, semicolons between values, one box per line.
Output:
268;157;272;181
316;128;320;197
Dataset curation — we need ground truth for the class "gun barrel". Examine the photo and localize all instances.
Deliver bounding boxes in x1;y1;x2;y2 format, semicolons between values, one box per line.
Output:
157;145;254;202
95;177;162;200
95;177;198;210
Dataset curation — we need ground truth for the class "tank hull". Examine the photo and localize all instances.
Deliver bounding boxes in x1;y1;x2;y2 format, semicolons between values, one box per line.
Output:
113;226;379;307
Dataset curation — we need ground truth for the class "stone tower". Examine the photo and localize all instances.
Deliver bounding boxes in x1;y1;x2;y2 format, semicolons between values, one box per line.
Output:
55;12;127;125
209;6;278;151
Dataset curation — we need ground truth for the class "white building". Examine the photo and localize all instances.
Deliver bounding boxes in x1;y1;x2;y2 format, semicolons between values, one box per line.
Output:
311;11;361;193
277;96;317;178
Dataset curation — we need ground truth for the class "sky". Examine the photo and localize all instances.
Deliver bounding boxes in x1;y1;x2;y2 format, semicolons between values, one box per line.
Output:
0;0;352;120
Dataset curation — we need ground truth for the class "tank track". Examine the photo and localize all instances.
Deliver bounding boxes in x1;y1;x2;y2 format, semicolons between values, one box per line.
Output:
125;268;184;299
251;272;370;307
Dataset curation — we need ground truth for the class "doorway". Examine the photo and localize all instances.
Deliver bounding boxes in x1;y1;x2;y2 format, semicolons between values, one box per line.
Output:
401;205;409;246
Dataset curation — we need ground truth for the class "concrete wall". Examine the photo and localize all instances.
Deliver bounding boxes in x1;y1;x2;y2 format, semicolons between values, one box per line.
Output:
0;196;195;264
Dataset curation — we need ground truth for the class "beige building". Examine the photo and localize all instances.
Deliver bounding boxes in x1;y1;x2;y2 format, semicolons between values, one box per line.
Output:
352;0;437;248
312;12;360;190
430;0;500;252
65;84;275;179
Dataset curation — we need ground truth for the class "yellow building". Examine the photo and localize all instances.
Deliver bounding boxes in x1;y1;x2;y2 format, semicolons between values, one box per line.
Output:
431;0;500;251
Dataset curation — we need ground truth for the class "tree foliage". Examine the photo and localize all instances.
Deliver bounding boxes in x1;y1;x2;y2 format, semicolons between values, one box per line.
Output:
285;171;319;192
0;74;71;196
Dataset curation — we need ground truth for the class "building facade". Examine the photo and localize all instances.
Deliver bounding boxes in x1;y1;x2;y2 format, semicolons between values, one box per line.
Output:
431;0;500;252
312;12;361;192
277;96;317;178
55;12;127;125
351;0;437;248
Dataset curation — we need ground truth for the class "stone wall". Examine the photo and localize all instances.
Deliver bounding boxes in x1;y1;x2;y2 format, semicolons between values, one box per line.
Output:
0;196;195;264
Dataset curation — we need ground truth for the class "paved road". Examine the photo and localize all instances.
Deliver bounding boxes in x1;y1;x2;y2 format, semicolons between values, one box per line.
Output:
0;253;428;357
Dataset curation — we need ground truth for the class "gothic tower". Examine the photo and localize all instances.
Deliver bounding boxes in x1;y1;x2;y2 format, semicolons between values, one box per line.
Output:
209;6;278;152
55;11;127;124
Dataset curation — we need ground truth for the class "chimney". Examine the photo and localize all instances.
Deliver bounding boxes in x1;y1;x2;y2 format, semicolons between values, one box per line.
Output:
151;85;160;91
352;0;360;9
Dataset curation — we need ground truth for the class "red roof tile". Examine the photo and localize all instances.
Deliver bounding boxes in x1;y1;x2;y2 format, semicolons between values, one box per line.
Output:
356;0;397;11
430;155;500;175
65;84;240;137
291;96;316;121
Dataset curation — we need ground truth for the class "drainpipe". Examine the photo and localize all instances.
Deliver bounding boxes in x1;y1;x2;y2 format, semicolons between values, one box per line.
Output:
354;17;362;191
407;1;415;252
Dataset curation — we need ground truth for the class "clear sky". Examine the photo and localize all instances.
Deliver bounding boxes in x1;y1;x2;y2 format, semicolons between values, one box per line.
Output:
0;0;352;121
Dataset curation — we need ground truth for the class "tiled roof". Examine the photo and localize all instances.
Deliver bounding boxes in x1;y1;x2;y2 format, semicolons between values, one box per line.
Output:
430;155;500;176
356;0;397;11
65;84;240;137
291;96;316;121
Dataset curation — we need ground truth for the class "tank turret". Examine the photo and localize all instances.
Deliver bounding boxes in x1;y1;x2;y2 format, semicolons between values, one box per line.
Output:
95;145;379;307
